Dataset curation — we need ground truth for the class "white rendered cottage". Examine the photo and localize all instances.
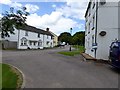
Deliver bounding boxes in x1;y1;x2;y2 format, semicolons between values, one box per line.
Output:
4;25;54;49
85;0;120;60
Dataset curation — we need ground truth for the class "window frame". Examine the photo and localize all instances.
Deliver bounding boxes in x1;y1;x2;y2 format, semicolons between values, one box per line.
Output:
21;37;27;46
38;34;40;38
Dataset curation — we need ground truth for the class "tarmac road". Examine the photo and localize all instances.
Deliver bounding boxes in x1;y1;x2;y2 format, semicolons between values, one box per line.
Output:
2;46;119;88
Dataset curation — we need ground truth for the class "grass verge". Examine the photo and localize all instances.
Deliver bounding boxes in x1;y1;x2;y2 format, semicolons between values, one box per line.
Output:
58;45;85;56
0;63;23;89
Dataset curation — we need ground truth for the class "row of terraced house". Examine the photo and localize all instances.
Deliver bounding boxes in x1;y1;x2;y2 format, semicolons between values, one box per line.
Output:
1;25;58;49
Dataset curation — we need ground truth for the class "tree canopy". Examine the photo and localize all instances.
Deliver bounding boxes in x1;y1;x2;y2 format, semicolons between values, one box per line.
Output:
58;31;85;45
58;32;72;44
0;7;29;38
72;31;85;45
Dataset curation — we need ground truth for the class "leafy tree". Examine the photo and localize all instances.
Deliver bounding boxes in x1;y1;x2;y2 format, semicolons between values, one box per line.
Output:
0;7;29;38
58;32;72;44
72;31;85;45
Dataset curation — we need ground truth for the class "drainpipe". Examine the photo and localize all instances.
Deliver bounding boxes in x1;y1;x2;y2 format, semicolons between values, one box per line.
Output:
94;0;98;58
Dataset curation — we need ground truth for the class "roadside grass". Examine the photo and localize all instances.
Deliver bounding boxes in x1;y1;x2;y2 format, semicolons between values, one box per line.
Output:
72;45;85;53
0;63;23;89
58;45;85;56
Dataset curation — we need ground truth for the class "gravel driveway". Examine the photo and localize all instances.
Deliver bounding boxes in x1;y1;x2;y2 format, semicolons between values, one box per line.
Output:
2;46;119;88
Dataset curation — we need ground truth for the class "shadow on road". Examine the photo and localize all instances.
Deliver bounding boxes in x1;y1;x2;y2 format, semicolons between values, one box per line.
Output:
109;67;120;74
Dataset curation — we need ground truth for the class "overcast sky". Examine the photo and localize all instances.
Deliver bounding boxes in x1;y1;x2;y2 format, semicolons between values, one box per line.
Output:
0;0;89;35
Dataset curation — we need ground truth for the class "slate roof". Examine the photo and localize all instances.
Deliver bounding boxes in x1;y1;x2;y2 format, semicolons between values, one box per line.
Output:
19;24;53;36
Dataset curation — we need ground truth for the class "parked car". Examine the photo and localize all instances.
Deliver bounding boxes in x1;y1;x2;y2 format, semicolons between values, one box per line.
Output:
109;41;120;69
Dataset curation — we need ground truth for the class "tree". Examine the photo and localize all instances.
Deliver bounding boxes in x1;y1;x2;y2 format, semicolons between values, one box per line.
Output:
72;31;85;45
58;32;72;44
0;7;29;38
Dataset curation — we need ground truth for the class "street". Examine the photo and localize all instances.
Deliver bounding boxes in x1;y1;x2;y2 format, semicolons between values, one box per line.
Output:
2;46;119;88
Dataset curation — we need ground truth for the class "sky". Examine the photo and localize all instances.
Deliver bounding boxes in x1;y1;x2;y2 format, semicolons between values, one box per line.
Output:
0;0;89;36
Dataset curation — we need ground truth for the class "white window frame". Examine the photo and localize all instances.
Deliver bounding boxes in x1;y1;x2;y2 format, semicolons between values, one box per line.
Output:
21;37;27;46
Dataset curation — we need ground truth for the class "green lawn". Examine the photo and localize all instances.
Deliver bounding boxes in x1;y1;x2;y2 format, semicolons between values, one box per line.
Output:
0;63;23;89
58;45;85;56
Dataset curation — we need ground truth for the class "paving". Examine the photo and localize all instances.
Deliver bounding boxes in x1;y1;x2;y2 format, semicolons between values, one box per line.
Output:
2;46;119;88
81;53;96;60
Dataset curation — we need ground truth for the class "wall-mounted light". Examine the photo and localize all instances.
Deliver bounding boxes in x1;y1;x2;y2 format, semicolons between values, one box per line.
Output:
100;0;106;5
99;31;107;36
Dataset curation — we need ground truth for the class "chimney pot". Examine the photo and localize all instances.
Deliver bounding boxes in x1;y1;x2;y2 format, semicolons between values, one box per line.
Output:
46;28;49;31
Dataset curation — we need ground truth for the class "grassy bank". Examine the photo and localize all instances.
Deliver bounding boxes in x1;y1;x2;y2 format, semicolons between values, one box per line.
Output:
0;63;23;89
58;45;85;56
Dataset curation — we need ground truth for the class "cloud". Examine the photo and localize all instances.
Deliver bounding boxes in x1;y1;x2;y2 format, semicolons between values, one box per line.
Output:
0;0;39;13
0;0;88;35
49;17;77;35
10;2;22;9
0;0;11;5
26;1;89;35
0;14;2;17
0;0;22;9
56;0;88;20
26;12;78;35
52;4;56;8
25;4;39;13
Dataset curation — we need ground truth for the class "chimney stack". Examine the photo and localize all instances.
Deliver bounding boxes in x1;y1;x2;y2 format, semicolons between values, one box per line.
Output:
46;28;49;32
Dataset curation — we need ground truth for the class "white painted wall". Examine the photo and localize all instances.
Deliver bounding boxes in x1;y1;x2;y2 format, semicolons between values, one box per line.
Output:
85;1;120;60
43;35;53;48
118;1;120;40
4;28;53;49
18;29;45;49
96;2;119;60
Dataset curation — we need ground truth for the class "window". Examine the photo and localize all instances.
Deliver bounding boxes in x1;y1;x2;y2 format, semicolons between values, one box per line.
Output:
25;31;28;36
24;40;27;45
47;35;49;39
21;37;27;46
92;35;94;45
21;41;24;46
38;42;42;46
34;42;36;46
89;12;91;17
92;16;95;30
92;2;95;9
29;41;32;46
51;36;53;39
38;34;40;38
38;40;42;46
88;23;90;34
46;41;49;45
